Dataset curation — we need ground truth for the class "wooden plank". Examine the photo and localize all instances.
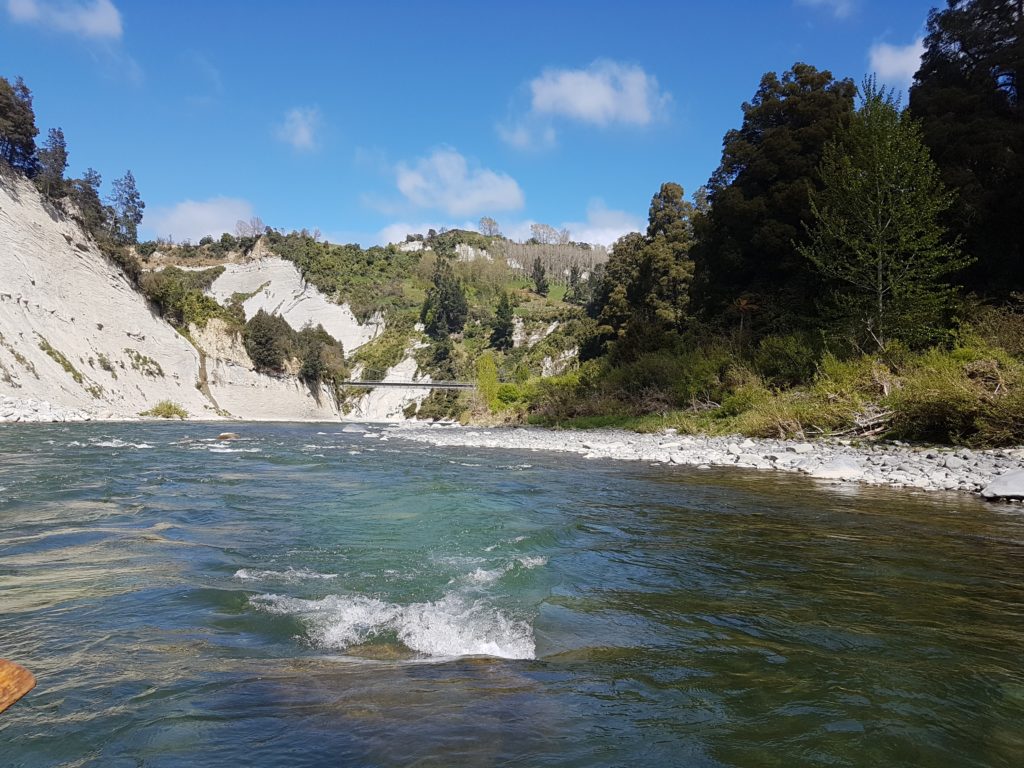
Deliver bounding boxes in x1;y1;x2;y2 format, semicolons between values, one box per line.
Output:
0;660;35;714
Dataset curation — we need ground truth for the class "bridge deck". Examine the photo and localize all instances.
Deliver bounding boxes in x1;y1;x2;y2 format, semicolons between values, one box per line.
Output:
339;380;475;390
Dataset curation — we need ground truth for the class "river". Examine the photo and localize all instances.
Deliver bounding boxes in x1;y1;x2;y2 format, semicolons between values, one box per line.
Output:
1;422;1022;767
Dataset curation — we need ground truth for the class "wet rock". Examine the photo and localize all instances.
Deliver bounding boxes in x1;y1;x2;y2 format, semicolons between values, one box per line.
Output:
981;470;1024;501
217;432;241;441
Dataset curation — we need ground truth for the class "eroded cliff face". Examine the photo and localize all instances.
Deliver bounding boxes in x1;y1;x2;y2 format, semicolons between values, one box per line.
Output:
0;173;428;422
188;318;342;421
0;173;216;420
205;257;384;352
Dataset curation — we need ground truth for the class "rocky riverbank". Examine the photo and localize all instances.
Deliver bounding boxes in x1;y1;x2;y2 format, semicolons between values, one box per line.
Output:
0;396;94;423
392;423;1024;502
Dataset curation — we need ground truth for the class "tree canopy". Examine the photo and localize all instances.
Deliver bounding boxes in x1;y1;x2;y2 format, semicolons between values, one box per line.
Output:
800;79;967;349
0;76;38;175
109;170;145;245
910;0;1024;297
420;257;468;339
690;63;856;331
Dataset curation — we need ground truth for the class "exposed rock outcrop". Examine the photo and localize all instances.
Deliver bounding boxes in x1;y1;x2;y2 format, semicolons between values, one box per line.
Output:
0;173;216;420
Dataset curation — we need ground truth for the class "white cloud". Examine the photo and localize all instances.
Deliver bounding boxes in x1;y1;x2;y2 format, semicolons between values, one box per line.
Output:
795;0;856;18
6;0;122;39
275;107;321;152
529;60;670;127
869;37;925;90
496;121;556;152
559;200;643;247
395;147;524;217
496;202;643;248
145;197;254;243
499;59;669;149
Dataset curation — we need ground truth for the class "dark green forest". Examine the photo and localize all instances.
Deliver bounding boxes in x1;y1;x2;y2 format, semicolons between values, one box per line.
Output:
2;0;1022;444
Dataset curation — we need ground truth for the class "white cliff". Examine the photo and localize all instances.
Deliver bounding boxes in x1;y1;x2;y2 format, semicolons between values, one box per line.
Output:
0;173;216;420
206;257;383;353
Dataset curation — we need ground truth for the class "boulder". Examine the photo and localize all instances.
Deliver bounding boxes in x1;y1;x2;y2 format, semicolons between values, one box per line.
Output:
981;470;1024;501
789;442;813;454
808;457;865;481
217;432;241;441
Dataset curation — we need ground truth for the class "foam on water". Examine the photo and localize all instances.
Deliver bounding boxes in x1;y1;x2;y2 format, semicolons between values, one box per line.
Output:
250;592;536;660
234;566;338;583
462;556;547;586
90;438;153;449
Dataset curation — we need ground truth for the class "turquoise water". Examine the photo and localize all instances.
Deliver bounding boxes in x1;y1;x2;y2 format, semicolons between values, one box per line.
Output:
1;422;1023;767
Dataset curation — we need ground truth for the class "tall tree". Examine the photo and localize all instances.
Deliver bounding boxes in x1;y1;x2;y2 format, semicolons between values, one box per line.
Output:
420;257;468;339
36;127;67;199
588;183;696;347
235;216;265;238
565;262;584;304
0;76;38;174
530;256;549;296
109;170;145;245
690;63;856;330
529;223;561;245
69;168;107;233
645;182;694;330
909;0;1024;297
490;291;514;349
799;79;968;349
478;216;500;237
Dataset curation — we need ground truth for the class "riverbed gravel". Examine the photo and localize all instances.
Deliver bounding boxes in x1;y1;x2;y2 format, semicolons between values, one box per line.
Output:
392;423;1024;502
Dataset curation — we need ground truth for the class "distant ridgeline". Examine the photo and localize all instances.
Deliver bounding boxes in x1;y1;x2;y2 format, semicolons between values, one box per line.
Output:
3;0;1023;440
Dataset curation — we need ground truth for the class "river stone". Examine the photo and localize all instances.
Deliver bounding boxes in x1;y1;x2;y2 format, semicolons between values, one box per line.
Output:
981;470;1024;501
808;458;865;481
727;444;742;456
217;432;241;441
944;455;965;470
790;443;813;454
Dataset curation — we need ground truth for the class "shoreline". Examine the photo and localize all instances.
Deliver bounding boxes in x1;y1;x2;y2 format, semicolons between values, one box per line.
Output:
5;403;1024;501
390;423;1024;502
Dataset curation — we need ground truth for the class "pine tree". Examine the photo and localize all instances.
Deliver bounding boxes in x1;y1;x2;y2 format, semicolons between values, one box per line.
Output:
0;76;38;174
109;170;145;245
530;256;549;296
490;291;514;349
36;127;67;199
420;257;468;339
799;79;969;349
69;168;107;234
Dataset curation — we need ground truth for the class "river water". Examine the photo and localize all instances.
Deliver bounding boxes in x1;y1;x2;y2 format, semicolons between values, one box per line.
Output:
1;422;1023;767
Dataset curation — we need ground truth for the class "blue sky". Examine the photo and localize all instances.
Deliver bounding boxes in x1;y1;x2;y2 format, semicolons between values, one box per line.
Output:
1;0;936;247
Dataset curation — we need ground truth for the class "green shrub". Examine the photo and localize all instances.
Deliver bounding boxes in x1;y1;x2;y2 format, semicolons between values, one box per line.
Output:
124;348;164;377
139;266;233;329
975;387;1024;446
141;400;188;419
884;343;1022;443
476;353;500;410
754;333;819;388
38;338;83;383
243;309;294;372
351;322;413;380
